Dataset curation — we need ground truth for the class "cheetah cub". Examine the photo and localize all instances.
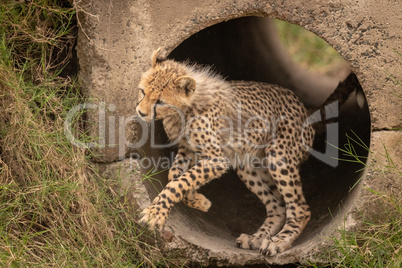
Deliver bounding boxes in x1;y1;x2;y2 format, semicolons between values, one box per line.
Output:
136;49;349;256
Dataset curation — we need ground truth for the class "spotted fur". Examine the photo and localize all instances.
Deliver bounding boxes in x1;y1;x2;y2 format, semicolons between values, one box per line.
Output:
136;49;352;256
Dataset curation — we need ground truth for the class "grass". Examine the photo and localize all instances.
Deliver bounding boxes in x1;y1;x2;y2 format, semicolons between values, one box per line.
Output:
326;66;401;268
274;19;346;74
309;132;401;267
0;1;400;267
304;134;401;268
325;188;402;268
0;1;171;267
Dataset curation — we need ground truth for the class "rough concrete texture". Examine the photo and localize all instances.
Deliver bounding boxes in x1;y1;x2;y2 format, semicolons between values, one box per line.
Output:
76;0;401;265
355;131;402;213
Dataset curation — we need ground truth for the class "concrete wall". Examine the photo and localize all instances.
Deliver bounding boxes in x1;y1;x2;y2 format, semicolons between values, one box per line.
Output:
76;0;401;265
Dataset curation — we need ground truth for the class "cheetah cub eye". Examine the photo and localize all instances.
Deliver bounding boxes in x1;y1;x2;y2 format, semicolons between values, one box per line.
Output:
155;99;165;106
139;89;145;99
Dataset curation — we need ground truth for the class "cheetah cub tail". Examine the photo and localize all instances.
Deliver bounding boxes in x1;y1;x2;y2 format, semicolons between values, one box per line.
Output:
319;72;365;110
310;72;366;134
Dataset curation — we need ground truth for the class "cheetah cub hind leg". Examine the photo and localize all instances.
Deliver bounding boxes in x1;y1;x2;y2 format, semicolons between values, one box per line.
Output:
182;189;211;212
235;167;286;251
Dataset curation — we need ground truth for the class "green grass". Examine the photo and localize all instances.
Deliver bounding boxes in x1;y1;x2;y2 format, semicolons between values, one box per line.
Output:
309;130;401;267
274;19;346;74
325;192;401;268
0;1;172;267
327;72;401;268
305;149;401;268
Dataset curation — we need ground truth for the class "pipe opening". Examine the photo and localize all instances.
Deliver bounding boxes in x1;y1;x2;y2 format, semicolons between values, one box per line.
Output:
141;16;371;262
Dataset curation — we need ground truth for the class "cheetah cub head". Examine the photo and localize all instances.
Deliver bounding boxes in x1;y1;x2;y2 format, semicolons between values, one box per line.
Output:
136;48;196;122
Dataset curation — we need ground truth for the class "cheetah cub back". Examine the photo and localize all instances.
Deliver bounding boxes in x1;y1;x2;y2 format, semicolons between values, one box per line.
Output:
137;48;316;256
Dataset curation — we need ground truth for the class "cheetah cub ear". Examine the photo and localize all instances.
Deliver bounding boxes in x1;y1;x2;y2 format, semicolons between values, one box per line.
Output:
151;48;167;67
175;76;196;96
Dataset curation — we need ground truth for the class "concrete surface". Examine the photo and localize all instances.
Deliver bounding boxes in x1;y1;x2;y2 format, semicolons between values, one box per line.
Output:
76;0;401;265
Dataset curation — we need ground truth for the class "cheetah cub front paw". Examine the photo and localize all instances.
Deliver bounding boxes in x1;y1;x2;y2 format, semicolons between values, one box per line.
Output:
140;203;169;231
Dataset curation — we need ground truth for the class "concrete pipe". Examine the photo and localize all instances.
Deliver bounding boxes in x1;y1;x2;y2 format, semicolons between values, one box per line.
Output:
76;0;401;266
